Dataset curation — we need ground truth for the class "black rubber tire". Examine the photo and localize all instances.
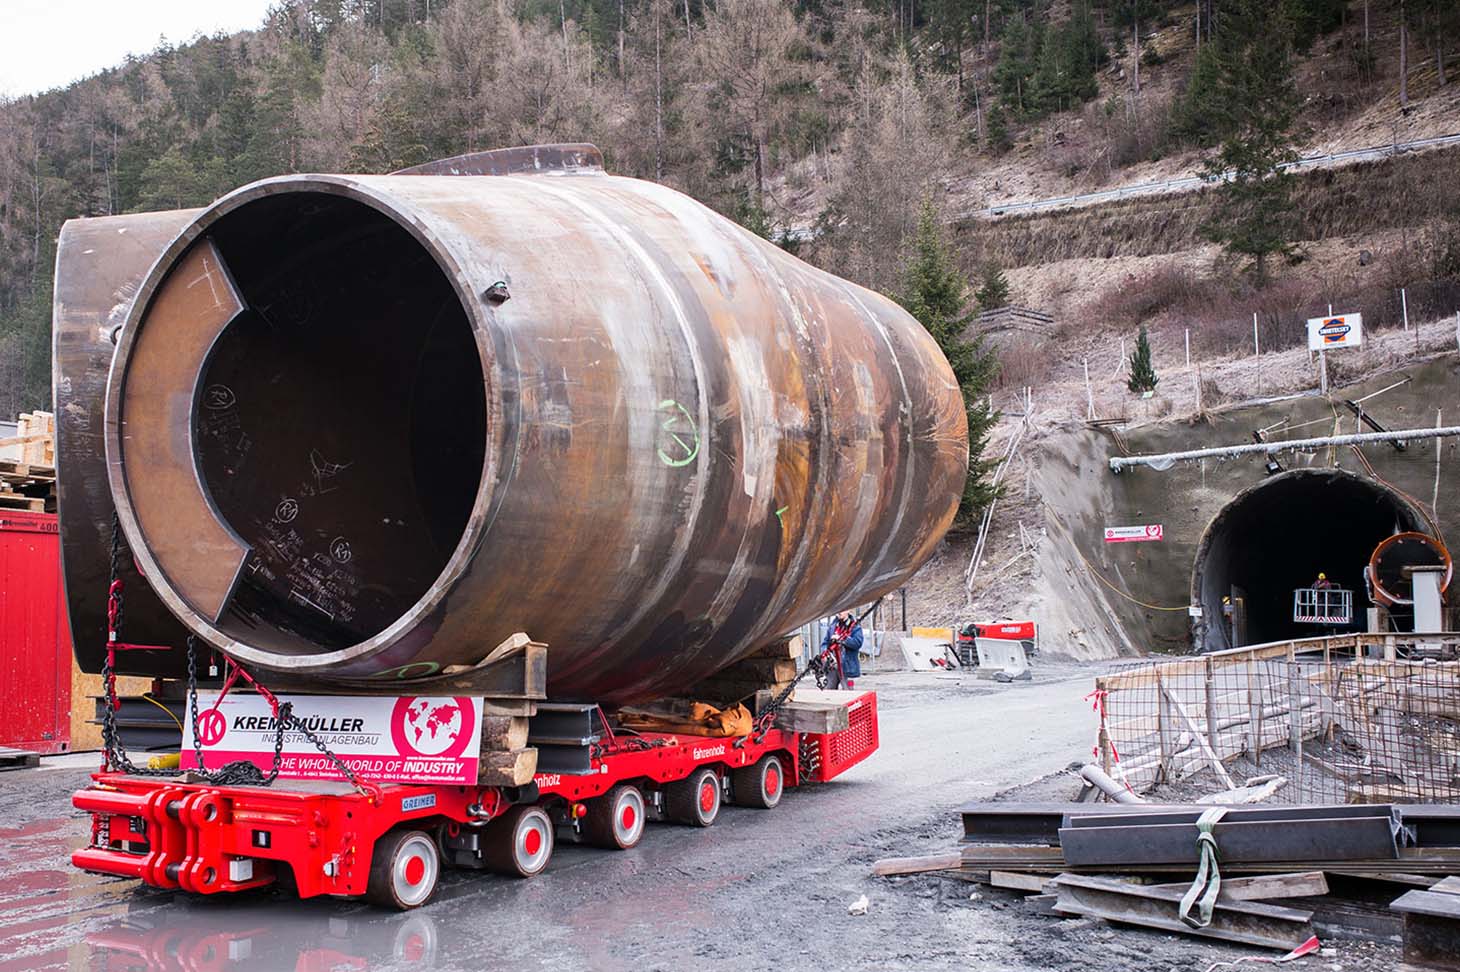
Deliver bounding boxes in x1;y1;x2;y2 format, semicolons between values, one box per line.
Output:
365;829;441;910
582;784;647;849
664;767;721;826
482;805;555;878
731;754;785;809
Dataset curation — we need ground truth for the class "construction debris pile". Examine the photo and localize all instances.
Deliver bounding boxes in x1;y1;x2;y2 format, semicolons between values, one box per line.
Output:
875;802;1460;967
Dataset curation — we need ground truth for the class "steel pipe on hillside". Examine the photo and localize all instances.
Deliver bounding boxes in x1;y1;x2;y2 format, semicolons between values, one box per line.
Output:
1110;426;1460;472
54;144;968;704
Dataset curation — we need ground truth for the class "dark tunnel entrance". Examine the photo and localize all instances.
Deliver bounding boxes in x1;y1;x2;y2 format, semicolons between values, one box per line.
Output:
1191;469;1425;651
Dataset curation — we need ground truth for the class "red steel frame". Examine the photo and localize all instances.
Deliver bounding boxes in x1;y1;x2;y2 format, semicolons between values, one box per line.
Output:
73;691;879;902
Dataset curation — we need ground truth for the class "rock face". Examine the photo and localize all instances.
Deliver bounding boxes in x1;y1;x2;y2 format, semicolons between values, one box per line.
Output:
55;146;968;704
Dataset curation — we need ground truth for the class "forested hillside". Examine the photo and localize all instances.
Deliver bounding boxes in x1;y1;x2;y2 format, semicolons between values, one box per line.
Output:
1;0;1456;416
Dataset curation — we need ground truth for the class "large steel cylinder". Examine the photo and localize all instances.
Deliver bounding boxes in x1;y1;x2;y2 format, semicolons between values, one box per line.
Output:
57;145;968;704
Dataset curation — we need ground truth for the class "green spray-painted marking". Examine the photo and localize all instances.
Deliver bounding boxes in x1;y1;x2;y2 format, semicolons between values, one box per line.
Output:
656;399;700;468
774;505;788;525
368;661;442;680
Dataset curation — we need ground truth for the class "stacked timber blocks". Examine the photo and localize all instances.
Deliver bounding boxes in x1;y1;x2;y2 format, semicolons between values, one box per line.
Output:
479;706;538;787
682;636;852;734
686;636;803;710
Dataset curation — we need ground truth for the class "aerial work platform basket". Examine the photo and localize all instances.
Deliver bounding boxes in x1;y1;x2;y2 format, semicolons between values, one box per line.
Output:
1293;587;1353;624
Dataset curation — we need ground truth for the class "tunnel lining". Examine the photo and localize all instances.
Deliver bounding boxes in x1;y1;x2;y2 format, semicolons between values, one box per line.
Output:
1190;468;1426;651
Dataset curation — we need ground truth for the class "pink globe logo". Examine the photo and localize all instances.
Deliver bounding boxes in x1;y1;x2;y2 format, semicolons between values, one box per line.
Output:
390;697;475;759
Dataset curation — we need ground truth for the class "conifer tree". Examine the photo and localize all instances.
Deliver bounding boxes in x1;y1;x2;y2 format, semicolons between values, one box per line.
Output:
1195;0;1306;283
1127;324;1159;393
897;200;1001;525
974;262;1011;311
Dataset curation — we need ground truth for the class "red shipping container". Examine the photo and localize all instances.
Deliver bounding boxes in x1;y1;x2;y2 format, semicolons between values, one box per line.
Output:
0;510;71;754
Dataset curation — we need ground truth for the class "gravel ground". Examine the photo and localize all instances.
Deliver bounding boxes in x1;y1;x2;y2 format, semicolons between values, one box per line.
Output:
0;667;1402;971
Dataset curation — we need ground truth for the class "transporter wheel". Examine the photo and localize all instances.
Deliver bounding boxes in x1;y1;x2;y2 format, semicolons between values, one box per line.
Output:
732;754;784;809
366;829;441;910
483;805;555;878
582;784;647;850
665;767;721;827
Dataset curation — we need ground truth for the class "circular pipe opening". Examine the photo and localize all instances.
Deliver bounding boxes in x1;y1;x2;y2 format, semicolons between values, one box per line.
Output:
1191;468;1425;650
194;191;487;655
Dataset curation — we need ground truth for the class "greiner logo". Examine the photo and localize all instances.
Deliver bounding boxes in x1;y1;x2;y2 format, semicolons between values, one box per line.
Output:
692;745;726;759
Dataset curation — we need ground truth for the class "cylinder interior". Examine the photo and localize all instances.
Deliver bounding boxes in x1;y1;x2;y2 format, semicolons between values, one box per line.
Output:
195;191;486;655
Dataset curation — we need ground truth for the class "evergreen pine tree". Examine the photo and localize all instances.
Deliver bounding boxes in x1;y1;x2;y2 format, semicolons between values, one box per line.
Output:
1197;0;1307;283
896;200;1001;526
974;262;1011;310
1127;324;1159;393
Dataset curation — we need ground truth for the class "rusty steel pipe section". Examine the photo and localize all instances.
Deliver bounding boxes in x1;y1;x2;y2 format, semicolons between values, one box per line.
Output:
54;208;204;679
64;147;967;703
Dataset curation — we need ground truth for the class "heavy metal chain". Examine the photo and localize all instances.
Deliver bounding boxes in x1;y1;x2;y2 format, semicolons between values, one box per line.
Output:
98;517;172;777
739;646;835;747
184;635;285;787
739;601;880;746
102;517;373;797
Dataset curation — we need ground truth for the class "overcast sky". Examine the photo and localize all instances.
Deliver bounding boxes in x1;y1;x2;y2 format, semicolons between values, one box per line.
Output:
0;0;279;98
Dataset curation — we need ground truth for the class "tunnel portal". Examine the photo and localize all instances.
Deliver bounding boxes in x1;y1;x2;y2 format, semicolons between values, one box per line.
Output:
1191;468;1425;651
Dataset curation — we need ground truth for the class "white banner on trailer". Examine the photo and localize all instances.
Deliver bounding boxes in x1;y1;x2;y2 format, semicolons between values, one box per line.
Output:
180;692;483;785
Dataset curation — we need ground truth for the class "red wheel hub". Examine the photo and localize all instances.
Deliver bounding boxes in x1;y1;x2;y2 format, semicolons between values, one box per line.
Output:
404;854;426;886
765;764;780;795
621;803;637;829
524;826;543;856
699;780;716;813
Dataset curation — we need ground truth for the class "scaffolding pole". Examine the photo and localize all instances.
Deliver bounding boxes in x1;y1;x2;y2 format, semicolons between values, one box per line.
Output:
1109;425;1460;472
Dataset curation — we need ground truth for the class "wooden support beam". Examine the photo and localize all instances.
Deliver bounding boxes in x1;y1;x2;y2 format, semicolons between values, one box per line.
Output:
871;852;961;876
1150;871;1329;902
478;747;537;786
1161;685;1236;790
989;870;1055;893
481;716;530;752
773;701;848;733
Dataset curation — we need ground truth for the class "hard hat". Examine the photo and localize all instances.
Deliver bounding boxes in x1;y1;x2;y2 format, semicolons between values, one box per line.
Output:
1318;572;1327;580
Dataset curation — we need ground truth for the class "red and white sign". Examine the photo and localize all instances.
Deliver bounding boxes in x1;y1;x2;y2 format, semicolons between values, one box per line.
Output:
1104;524;1163;543
181;693;482;785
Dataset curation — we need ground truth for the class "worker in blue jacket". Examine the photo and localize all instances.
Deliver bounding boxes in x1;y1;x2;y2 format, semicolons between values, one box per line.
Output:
822;611;864;687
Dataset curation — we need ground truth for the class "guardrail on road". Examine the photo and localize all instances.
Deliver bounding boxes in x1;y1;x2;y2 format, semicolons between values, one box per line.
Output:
971;132;1460;220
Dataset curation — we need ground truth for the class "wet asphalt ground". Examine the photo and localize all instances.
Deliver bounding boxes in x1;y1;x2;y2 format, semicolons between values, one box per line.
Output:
0;665;1400;971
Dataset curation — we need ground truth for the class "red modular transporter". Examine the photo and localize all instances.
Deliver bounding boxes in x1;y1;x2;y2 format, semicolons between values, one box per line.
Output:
74;691;878;909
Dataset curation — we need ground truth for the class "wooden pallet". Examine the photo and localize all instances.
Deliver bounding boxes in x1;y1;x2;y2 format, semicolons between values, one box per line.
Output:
0;459;55;482
0;747;40;771
0;491;46;512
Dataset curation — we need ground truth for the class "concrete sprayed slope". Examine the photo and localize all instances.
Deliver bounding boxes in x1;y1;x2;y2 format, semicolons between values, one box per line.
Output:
59;157;968;703
1018;355;1460;659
